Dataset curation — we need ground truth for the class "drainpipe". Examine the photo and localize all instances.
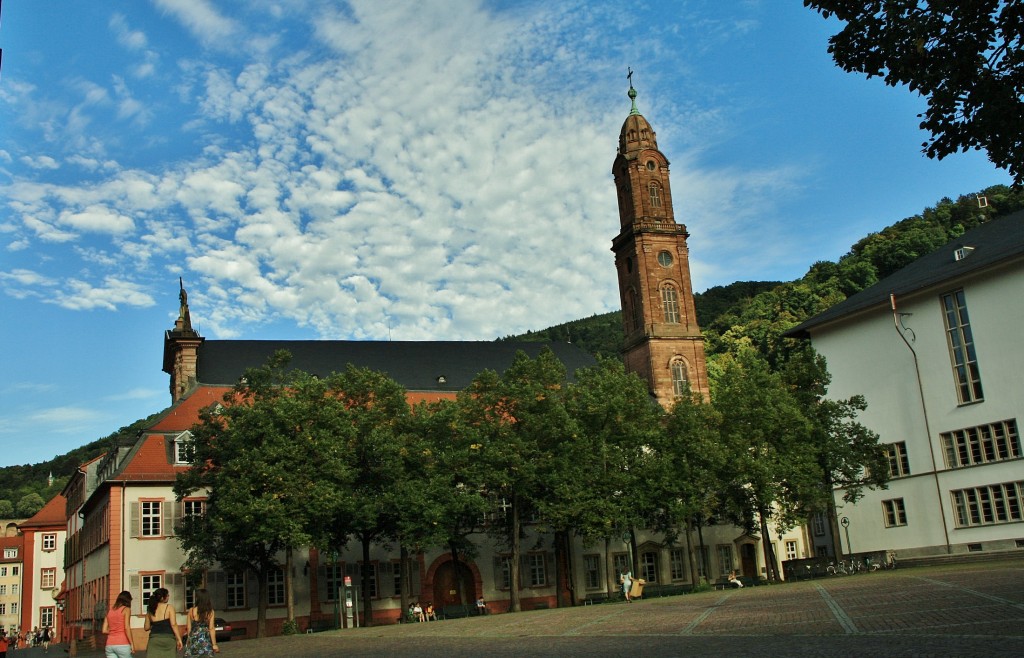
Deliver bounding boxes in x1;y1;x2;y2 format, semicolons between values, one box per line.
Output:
889;293;952;554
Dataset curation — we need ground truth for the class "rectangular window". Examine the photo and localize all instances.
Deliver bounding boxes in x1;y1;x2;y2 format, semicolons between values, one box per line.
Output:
951;480;1024;527
0;604;5;615
42;533;57;551
612;553;629;580
183;499;206;517
785;540;798;561
2;548;16;558
669;548;686;581
941;289;983;403
141;573;163;609
716;545;733;576
640;551;658;583
696;546;710;580
495;556;512;590
40;607;55;629
882;499;908;527
175;436;192;464
226;572;246;609
11;585;16;595
325;563;343;602
0;567;6;577
41;568;56;590
583;555;601;589
267;568;285;606
942;419;1020;468
11;567;17;576
0;585;6;595
661;286;680;324
141;500;162;537
10;603;16;614
526;554;546;587
811;512;826;536
885;441;911;477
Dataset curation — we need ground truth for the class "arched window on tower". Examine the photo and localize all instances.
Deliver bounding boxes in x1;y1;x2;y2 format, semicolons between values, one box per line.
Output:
670;358;689;398
649;182;661;208
661;284;680;324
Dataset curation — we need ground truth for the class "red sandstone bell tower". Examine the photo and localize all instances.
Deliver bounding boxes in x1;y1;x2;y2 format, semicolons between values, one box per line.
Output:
612;79;708;408
162;278;204;402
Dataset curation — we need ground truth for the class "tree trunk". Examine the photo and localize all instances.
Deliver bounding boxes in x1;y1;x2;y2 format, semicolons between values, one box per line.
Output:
256;568;268;638
697;521;708;582
685;521;698;586
604;536;613;597
285;547;295;624
361;533;374;626
758;509;779;582
828;498;845;560
509;495;522;612
399;545;411;616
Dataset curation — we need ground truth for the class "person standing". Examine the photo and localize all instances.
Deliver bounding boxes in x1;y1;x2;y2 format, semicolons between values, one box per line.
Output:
621;570;633;602
1;628;10;658
101;590;136;658
41;627;51;652
144;588;183;657
183;588;219;657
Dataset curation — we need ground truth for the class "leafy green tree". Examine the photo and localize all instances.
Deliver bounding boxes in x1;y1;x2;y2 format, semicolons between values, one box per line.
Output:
782;346;889;557
805;1;1024;183
557;358;663;599
458;348;573;612
16;492;45;517
655;390;728;584
0;500;14;518
176;352;354;637
711;349;815;581
326;365;410;627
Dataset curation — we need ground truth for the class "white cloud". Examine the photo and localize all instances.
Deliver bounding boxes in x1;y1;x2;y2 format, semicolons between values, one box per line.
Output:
152;0;239;47
109;13;148;50
52;277;156;311
58;205;136;234
20;155;60;170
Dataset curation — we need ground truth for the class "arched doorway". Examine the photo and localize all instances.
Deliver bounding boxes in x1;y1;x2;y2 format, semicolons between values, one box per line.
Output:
432;560;475;608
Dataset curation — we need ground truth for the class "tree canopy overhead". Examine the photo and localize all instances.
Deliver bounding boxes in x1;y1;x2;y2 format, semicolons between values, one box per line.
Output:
804;1;1024;183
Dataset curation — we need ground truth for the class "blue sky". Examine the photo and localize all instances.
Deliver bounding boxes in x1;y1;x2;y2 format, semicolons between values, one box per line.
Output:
0;0;1010;468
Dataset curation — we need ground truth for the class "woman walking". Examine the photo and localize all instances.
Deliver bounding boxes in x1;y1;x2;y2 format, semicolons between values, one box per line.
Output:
101;591;136;657
184;588;219;656
144;588;183;657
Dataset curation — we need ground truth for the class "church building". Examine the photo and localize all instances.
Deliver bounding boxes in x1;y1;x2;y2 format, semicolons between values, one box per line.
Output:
57;83;805;644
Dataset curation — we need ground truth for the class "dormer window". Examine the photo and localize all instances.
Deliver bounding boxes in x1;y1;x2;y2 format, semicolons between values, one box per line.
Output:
954;246;975;261
174;431;194;465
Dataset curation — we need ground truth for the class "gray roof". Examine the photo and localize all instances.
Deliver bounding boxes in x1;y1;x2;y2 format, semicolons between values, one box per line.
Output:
786;210;1024;338
195;340;597;391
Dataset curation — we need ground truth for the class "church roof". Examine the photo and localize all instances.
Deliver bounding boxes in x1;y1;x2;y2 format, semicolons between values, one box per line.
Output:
786;210;1024;338
194;340;597;391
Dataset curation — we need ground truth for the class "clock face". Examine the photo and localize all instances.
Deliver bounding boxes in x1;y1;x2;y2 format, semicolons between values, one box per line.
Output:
658;251;673;267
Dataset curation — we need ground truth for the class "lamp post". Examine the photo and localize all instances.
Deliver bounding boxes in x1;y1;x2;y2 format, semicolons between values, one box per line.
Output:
840;516;852;556
50;587;65;643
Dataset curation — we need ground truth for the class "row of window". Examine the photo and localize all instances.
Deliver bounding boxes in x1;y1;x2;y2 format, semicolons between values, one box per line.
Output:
0;584;19;595
0;566;19;577
880;479;1024;529
0;602;16;614
880;418;1019;479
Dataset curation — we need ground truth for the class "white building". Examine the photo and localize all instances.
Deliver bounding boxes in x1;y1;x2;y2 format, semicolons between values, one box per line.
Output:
787;210;1024;558
18;495;68;641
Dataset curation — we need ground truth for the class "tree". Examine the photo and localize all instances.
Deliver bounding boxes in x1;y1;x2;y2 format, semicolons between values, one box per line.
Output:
457;348;573;612
557;358;664;599
325;365;411;627
0;500;14;518
16;493;45;517
805;1;1024;183
175;352;355;637
711;349;815;582
782;345;889;557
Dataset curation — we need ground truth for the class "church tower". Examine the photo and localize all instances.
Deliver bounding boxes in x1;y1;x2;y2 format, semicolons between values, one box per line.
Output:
162;279;204;402
612;80;708;408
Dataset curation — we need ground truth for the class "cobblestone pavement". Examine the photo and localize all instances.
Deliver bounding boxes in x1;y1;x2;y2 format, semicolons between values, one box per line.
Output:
52;558;1024;657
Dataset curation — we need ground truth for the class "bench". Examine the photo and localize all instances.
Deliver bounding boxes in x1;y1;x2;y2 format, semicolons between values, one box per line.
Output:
642;583;691;598
714;576;754;590
439;604;475;619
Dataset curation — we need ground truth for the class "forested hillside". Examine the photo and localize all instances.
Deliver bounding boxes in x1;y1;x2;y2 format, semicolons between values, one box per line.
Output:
3;184;1021;513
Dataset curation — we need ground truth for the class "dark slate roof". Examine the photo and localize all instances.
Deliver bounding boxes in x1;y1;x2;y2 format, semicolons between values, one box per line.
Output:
786;210;1024;339
195;340;597;391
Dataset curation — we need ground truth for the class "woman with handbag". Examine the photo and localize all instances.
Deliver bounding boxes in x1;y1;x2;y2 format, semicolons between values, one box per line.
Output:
184;588;219;656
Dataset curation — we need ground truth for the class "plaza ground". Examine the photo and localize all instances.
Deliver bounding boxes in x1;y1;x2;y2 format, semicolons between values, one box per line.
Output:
43;557;1024;657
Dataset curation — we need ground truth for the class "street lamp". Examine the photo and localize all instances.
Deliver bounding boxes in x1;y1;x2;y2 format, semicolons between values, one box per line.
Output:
840;516;852;556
